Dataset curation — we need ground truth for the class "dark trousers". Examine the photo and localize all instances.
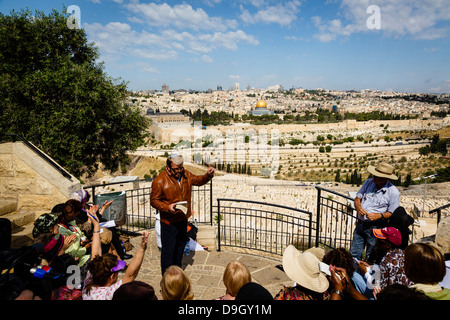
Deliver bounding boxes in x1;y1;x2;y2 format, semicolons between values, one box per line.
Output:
160;220;188;275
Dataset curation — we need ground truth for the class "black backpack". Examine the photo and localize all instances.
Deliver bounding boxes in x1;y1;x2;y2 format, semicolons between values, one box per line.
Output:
388;206;415;249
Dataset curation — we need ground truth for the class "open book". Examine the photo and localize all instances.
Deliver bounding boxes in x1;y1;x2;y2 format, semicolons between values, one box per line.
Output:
174;201;188;214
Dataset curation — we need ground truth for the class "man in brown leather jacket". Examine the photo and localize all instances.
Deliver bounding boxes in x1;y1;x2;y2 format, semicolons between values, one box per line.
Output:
150;154;214;275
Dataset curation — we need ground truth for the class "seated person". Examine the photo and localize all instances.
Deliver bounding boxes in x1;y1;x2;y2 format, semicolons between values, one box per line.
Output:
82;208;149;300
405;242;450;300
322;248;374;299
160;265;194;300
32;213;75;264
216;261;251;300
275;245;330;300
57;200;91;268
70;191;132;260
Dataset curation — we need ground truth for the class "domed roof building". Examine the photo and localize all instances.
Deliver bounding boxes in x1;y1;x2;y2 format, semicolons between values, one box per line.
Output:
255;100;267;109
250;99;274;116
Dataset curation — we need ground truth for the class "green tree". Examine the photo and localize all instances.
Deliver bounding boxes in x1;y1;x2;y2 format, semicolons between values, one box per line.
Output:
334;169;341;182
403;173;412;187
0;8;149;177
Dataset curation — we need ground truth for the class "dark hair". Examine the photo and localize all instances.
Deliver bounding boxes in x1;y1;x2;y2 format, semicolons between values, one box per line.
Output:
404;243;446;284
112;281;158;300
322;248;355;276
51;203;65;216
85;253;118;295
377;284;431;300
62;199;82;219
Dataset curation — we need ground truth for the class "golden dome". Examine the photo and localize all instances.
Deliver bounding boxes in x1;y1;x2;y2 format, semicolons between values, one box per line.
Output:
256;100;267;109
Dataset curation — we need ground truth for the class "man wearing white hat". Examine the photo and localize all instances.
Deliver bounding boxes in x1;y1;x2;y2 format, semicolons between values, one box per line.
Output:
350;163;400;263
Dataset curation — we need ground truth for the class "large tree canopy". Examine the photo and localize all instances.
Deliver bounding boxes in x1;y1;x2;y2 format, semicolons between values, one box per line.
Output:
0;8;149;177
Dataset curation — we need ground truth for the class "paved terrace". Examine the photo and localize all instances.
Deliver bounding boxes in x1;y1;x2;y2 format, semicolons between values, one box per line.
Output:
125;229;293;300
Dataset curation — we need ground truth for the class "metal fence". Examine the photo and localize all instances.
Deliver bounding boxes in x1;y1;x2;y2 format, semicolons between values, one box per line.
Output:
314;186;358;251
216;199;313;255
84;179;212;233
430;202;450;225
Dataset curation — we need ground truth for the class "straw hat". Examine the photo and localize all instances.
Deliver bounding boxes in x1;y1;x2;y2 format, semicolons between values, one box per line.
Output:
282;245;329;293
367;163;398;180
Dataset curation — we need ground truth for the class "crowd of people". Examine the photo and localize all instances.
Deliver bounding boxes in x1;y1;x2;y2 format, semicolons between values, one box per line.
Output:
2;159;449;300
9;195;449;300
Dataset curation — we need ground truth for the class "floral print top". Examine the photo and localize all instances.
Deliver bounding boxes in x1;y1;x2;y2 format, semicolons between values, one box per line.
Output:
274;285;330;300
379;248;413;289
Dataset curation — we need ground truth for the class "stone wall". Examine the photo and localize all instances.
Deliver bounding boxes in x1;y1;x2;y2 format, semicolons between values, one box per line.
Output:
0;141;80;219
151;118;449;144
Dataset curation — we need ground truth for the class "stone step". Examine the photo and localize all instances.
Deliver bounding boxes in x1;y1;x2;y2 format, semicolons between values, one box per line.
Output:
3;210;44;249
11;223;34;248
2;210;40;230
0;199;17;217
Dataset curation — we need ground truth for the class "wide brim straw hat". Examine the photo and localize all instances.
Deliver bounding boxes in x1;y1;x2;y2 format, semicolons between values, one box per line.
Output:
282;245;329;293
367;163;398;180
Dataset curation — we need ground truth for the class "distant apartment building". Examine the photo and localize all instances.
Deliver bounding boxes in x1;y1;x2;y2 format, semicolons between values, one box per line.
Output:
267;84;283;92
162;83;169;93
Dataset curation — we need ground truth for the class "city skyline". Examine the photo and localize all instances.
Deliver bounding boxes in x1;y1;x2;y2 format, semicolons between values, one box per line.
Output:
2;0;450;93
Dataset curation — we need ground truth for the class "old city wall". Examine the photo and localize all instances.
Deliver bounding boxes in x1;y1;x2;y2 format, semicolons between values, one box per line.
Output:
152;118;449;144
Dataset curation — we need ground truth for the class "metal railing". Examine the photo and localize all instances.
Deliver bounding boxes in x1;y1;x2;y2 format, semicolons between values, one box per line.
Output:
216;199;313;255
315;186;358;251
84;179;212;233
429;202;450;224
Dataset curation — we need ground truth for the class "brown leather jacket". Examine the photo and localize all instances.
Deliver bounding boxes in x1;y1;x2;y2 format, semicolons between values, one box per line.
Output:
150;167;212;224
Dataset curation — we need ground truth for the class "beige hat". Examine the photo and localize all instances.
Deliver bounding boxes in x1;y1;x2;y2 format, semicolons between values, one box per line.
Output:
282;245;329;293
367;163;398;180
304;246;326;261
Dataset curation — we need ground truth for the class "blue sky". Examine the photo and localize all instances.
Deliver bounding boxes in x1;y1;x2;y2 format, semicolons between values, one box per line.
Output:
1;0;450;93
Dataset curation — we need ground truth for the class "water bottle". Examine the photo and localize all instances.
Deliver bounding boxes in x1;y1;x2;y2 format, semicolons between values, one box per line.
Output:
194;219;198;227
185;241;190;256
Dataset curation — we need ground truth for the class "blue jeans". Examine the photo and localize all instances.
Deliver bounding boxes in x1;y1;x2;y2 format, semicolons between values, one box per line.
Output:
350;220;377;261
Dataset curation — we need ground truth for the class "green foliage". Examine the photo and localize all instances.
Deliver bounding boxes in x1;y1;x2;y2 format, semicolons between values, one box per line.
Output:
0;8;149;177
434;166;450;183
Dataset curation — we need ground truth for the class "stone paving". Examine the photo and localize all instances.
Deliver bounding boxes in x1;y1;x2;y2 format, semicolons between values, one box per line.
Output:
124;229;293;300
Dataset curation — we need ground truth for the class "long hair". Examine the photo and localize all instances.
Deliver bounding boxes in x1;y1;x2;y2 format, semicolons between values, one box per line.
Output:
160;265;193;300
85;253;118;295
404;243;446;284
223;261;252;297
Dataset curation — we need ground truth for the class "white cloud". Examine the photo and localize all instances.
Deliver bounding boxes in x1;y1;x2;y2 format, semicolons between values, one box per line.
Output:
201;55;214;63
312;0;450;42
240;1;301;27
85;22;258;62
124;2;237;32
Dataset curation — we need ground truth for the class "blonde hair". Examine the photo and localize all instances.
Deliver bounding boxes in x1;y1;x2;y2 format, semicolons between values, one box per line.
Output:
160;266;194;300
223;261;252;297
